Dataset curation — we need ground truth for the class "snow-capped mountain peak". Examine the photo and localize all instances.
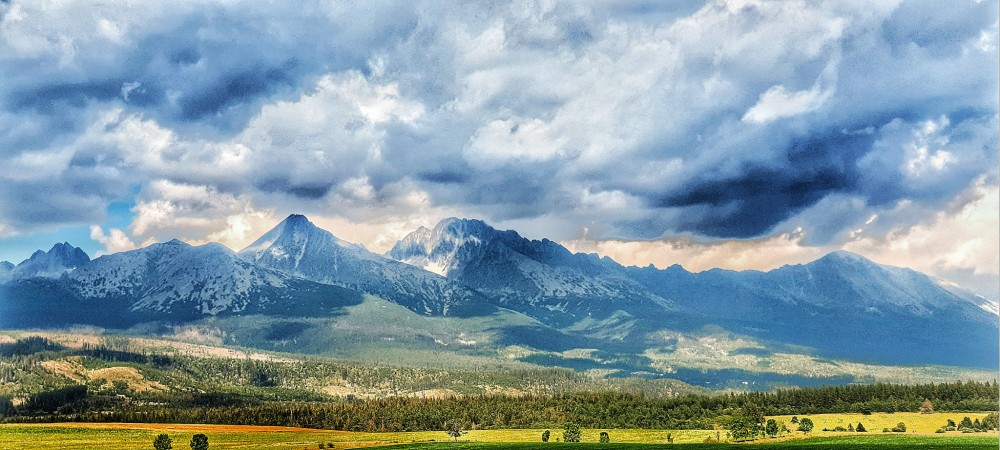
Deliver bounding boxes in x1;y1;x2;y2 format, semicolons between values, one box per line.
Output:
9;242;90;280
238;214;491;317
388;217;677;329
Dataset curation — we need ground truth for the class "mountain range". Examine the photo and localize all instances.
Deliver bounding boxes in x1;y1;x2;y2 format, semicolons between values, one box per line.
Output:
1;214;997;378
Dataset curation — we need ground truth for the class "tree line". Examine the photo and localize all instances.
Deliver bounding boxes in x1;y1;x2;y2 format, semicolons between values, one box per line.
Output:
4;380;997;431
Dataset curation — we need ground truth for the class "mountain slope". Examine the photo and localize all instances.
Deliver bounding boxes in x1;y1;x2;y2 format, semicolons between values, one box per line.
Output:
388;218;679;333
0;240;363;328
627;251;999;368
239;214;493;317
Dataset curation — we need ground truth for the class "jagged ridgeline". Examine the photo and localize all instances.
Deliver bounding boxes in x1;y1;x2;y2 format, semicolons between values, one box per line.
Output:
1;214;997;385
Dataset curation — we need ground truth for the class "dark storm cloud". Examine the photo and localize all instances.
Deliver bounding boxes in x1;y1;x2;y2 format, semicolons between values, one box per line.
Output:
0;0;996;255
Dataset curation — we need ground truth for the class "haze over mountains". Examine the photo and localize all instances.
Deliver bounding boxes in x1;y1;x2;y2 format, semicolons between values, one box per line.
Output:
1;214;997;381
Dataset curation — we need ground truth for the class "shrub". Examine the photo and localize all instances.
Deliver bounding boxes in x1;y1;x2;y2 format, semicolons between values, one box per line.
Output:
599;431;610;443
541;430;550;442
856;422;866;432
891;422;906;433
935;428;946;433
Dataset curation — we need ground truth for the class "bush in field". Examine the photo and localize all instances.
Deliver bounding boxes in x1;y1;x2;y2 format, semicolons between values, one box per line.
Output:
153;433;172;450
563;423;581;443
891;422;906;432
855;422;865;432
189;433;208;450
541;430;550;442
599;431;610;443
960;416;974;429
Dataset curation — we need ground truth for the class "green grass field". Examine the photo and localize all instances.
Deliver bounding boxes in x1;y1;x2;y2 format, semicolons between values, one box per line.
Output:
0;414;996;450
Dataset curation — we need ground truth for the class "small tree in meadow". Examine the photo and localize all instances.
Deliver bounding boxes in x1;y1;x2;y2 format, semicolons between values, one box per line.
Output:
856;422;866;432
153;433;172;450
541;430;550;442
919;399;934;414
796;418;814;434
563;423;582;442
189;434;208;450
790;416;798;424
445;420;466;441
983;412;999;430
599;431;610;443
765;419;779;438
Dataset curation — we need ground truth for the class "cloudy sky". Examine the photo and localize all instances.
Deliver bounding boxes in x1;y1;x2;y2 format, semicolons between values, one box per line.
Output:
1;0;997;298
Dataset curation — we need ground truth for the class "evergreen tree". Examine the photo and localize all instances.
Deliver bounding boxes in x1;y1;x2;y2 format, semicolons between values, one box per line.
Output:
153;434;172;450
856;422;866;432
919;399;934;414
541;430;550;442
960;416;974;429
982;412;999;430
563;423;582;442
848;424;854;432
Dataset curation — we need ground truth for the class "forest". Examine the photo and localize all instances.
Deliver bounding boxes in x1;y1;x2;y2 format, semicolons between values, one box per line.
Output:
0;336;997;432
